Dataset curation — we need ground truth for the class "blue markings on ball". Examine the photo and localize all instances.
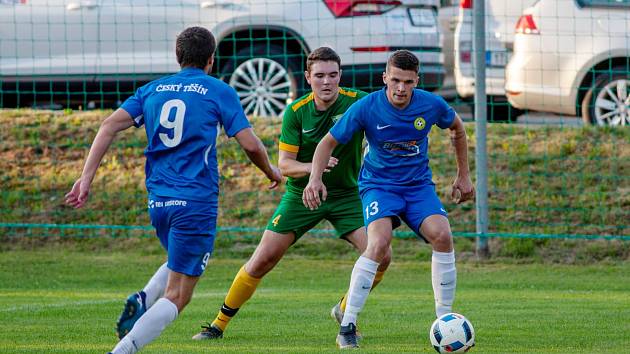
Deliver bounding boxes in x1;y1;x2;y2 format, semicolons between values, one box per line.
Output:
445;341;465;352
441;313;458;322
433;325;443;343
462;320;473;342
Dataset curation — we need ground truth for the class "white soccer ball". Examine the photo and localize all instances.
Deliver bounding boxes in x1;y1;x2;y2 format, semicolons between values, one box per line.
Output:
429;313;475;353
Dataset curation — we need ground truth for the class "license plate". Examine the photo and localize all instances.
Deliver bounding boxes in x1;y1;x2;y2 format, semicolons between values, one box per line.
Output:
485;51;508;67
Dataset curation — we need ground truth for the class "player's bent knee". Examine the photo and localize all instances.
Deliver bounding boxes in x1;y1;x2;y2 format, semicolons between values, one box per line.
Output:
429;229;453;250
365;241;390;263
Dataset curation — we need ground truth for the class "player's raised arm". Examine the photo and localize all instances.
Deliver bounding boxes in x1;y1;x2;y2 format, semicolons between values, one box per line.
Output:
65;108;135;209
234;127;283;189
448;114;474;204
302;132;339;209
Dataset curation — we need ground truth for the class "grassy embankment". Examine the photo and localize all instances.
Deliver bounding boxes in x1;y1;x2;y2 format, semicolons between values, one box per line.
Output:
1;109;628;261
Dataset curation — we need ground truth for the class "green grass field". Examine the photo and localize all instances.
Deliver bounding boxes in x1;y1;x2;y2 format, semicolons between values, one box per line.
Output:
1;245;629;353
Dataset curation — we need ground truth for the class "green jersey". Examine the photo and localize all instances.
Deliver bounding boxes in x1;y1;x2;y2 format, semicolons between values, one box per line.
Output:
279;87;367;197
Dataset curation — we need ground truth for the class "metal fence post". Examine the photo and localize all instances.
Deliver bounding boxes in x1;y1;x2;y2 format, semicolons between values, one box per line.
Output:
474;0;489;258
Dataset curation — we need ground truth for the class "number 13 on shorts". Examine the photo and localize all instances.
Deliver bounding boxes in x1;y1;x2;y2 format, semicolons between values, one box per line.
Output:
365;201;379;219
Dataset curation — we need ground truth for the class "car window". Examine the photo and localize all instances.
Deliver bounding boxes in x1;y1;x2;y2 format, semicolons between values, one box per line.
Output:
577;0;630;8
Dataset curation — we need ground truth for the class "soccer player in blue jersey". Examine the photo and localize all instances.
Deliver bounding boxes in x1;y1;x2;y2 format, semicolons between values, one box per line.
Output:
64;26;282;354
303;50;475;349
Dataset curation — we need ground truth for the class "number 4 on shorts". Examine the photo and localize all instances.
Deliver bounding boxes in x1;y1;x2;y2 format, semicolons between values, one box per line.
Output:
272;214;282;227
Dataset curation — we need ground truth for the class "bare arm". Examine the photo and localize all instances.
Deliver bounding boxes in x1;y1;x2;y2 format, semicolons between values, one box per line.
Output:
65;108;135;208
278;149;339;178
234;127;283;189
448;114;474;203
302;133;339;209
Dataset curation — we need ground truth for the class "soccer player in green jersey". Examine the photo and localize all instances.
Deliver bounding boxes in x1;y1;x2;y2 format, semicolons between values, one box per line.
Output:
192;47;391;340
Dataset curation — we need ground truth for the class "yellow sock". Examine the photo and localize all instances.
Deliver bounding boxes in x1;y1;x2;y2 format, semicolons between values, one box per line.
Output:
340;270;385;312
211;266;262;331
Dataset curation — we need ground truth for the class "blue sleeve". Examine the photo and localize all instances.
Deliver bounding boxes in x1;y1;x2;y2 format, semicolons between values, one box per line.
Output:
120;86;145;128
435;94;456;129
330;98;365;144
219;86;251;137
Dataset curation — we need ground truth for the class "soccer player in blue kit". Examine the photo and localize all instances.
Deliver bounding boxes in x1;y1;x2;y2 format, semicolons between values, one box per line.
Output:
303;50;475;349
65;27;283;354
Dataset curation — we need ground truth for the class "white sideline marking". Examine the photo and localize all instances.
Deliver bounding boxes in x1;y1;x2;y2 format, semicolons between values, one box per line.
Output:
0;291;233;313
0;299;116;313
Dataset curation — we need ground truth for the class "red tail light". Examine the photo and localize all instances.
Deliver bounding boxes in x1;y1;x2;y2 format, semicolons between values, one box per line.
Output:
460;51;471;63
515;14;539;34
324;0;402;17
351;46;391;52
460;0;472;9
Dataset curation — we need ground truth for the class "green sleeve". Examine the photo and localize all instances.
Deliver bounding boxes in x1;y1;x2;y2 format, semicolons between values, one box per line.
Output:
279;106;301;152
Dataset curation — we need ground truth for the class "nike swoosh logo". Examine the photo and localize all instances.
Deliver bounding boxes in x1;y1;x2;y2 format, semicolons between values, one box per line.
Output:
302;128;316;133
376;124;391;130
440;208;447;213
361;285;371;289
440;281;454;286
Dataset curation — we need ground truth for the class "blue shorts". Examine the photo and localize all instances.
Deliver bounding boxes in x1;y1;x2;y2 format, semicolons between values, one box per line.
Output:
148;195;217;277
360;184;447;242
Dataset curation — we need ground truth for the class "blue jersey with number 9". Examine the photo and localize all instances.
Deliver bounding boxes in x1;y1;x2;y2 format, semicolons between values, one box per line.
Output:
121;67;250;202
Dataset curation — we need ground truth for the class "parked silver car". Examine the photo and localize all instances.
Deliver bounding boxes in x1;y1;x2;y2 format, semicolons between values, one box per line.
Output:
0;0;444;116
453;0;537;120
505;0;630;126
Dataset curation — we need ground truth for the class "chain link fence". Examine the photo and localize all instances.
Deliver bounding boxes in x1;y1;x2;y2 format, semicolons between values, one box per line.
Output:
1;0;628;243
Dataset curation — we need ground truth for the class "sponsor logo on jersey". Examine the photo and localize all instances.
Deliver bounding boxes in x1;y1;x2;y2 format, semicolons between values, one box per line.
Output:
332;114;343;123
376;124;391;130
302;127;316;133
148;199;188;208
382;141;420;157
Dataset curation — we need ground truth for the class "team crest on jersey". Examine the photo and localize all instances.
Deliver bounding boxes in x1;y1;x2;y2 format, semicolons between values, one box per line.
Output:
332;114;343;123
414;117;426;131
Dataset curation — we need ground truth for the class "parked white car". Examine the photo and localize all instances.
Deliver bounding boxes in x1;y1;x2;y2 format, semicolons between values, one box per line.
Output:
505;0;630;126
453;0;537;120
437;0;459;89
0;0;444;116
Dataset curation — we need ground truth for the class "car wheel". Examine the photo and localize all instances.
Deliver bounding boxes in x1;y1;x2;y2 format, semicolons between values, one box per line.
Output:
221;45;302;118
582;70;630;126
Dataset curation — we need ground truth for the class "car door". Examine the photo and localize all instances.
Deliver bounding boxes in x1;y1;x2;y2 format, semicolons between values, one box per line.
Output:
97;0;203;79
0;0;99;78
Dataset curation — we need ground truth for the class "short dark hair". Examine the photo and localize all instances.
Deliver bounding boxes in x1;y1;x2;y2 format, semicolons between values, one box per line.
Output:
306;47;341;72
387;50;419;73
176;26;216;69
